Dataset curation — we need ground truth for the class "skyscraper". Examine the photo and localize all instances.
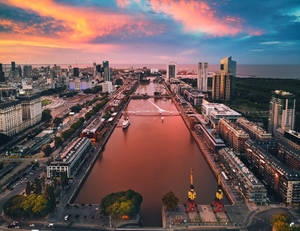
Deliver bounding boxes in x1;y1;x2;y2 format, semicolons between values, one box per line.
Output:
167;63;176;80
11;61;16;72
23;65;32;78
73;67;79;77
197;62;208;92
212;56;236;101
0;63;4;82
103;61;110;82
268;90;296;134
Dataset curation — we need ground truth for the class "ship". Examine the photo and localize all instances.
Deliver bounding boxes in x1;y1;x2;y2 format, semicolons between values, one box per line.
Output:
122;117;130;129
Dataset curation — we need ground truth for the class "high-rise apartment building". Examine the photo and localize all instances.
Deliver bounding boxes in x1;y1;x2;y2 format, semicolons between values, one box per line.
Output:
197;62;208;92
268;90;296;134
103;61;110;82
212;56;236;101
167;63;176;80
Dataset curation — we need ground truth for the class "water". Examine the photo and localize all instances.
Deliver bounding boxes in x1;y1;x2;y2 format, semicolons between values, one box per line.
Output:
75;82;224;226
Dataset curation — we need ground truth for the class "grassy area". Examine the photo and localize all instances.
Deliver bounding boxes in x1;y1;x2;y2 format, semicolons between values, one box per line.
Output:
227;78;300;131
41;99;52;106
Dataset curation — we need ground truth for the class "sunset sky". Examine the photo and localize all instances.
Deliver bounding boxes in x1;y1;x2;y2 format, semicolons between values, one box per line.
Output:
0;0;300;64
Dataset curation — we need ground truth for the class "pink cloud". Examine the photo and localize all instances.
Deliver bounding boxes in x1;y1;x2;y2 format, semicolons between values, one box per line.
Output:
147;0;261;37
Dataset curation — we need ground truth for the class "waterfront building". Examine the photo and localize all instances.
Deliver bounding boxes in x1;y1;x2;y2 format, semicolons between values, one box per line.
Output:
218;118;249;153
101;81;113;93
167;63;176;80
212;56;236;101
47;137;91;178
197;62;208;92
268;90;296;134
245;139;300;205
183;89;204;106
201;103;241;128
283;130;300;151
103;60;110;82
236;117;272;141
218;148;267;204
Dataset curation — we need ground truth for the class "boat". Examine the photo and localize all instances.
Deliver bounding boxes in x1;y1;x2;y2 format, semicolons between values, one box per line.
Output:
122;117;130;129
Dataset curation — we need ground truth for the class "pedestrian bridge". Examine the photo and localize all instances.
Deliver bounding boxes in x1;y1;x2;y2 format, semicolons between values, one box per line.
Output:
125;101;179;116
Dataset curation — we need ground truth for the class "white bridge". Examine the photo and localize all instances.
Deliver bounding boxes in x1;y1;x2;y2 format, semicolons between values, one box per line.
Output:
125;101;179;116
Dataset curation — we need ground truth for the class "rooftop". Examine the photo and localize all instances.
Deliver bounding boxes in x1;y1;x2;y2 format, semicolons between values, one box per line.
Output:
219;148;263;187
246;139;300;180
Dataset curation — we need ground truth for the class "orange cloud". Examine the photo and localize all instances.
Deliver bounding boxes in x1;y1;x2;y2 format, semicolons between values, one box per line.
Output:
1;0;162;44
147;0;260;36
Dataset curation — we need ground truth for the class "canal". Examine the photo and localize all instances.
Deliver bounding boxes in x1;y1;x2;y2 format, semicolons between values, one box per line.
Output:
76;82;223;226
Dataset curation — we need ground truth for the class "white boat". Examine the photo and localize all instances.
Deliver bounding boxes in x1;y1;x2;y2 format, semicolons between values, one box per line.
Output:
122;117;130;129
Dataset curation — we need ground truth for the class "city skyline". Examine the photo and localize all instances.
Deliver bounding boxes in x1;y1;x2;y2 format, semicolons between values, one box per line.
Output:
0;0;300;64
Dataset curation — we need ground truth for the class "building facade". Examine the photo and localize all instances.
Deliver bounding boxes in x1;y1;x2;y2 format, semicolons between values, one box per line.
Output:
212;56;236;101
236;117;272;141
219;148;267;204
218;118;250;153
0;93;42;136
245;139;300;205
47;137;91;178
0;101;23;136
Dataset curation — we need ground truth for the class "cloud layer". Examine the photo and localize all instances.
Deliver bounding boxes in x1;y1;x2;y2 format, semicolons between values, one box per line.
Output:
0;0;299;64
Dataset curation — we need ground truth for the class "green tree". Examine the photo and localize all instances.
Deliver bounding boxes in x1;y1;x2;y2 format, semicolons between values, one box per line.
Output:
41;109;52;122
53;117;63;127
61;172;68;188
100;190;143;218
33;178;42;195
26;182;31;195
42;144;52;157
54;136;63;147
271;213;291;231
162;191;179;211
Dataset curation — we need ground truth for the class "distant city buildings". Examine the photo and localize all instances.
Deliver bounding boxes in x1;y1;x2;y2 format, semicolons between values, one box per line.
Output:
197;62;208;92
167;63;176;80
101;81;113;93
73;67;79;77
212;56;236;101
103;60;110;82
11;61;16;72
268;90;296;135
0;64;4;82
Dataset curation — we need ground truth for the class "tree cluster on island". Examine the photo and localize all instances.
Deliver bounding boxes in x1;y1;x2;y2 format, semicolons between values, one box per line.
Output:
100;190;143;219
